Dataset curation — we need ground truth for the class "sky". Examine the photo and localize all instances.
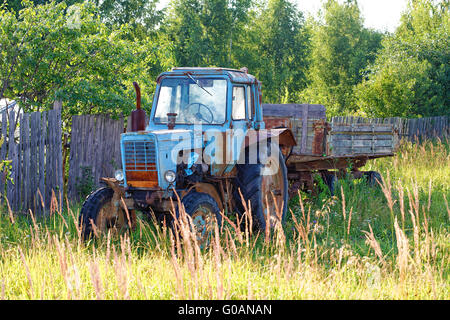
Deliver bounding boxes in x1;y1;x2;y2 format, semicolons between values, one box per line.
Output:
295;0;408;32
157;0;409;33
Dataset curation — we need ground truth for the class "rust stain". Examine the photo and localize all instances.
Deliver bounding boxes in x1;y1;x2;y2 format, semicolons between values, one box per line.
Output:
194;182;224;211
128;180;158;188
126;170;158;188
312;120;326;155
264;117;291;129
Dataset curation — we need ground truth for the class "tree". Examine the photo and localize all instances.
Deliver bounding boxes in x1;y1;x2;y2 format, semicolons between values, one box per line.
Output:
356;0;449;117
0;0;172;121
95;0;163;36
164;0;252;68
254;0;309;103
300;0;383;115
1;0;81;13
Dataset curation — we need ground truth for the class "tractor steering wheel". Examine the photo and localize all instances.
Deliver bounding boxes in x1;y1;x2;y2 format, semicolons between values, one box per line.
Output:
184;102;214;124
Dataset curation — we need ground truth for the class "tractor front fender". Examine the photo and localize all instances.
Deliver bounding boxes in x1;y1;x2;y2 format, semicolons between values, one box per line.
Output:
101;177;134;210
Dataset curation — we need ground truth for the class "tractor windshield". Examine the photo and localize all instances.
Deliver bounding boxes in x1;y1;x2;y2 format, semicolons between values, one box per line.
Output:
154;77;227;125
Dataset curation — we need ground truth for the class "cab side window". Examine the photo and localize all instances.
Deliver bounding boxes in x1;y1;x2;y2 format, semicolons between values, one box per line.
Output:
247;85;254;120
232;86;246;120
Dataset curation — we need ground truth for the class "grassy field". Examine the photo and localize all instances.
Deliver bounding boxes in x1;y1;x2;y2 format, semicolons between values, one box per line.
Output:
0;139;448;300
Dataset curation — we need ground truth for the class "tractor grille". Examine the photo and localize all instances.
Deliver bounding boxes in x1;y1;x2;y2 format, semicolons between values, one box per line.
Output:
123;138;157;172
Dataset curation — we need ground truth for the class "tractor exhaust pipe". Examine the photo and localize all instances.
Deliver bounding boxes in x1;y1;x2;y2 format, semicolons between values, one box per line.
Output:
131;82;146;132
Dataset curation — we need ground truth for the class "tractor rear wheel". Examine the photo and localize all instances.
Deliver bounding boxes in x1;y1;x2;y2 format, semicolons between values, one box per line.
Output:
234;146;288;231
79;187;136;240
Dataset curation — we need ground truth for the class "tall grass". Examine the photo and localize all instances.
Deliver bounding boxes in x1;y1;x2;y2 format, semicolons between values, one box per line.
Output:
0;138;448;299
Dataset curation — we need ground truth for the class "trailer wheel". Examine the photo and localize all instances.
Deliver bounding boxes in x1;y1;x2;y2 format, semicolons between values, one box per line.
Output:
79;187;136;240
177;192;222;248
234;146;288;231
321;172;338;196
363;171;382;187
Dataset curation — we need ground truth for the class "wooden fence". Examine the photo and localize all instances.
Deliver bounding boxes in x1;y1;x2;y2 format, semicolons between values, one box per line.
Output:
67;114;124;203
1;108;447;214
0;109;63;214
331;116;449;141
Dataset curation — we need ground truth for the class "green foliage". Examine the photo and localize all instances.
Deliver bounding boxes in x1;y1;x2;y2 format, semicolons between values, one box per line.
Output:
75;165;94;200
0;0;172;121
164;0;252;67
355;0;449;117
300;0;383;116
0;137;12;197
1;0;447;118
96;0;163;32
253;0;309;103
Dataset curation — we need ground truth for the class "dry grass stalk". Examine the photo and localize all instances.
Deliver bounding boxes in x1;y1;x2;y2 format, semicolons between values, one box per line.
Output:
5;197;14;224
169;230;184;299
427;179;432;212
89;218;99;238
363;224;386;267
53;235;73;299
444;194;450;221
112;244;130;300
28;209;39;234
1;279;5;300
379;170;395;215
18;247;33;299
264;194;271;245
406;188;420;265
89;258;104;300
220;211;243;245
412;179;420;226
213;220;224;299
341;185;346;222
397;180;405;229
394;218;410;284
346;207;353;237
297;190;306;221
120;197;132;230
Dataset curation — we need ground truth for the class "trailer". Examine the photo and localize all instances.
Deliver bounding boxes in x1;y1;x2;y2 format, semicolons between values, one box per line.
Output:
263;103;397;195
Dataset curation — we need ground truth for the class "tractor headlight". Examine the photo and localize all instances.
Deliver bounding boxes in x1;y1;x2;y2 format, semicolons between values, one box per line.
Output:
164;170;176;183
114;169;124;181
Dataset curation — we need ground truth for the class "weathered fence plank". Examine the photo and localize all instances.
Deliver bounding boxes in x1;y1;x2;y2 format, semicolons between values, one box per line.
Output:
67;114;124;203
0;109;63;214
0;111;7;198
7;111;18;210
38;111;46;215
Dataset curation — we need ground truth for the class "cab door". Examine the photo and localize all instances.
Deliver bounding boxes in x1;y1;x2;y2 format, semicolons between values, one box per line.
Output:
225;84;251;168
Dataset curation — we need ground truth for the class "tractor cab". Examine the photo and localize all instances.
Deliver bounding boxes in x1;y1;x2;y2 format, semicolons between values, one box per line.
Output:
148;67;263;131
119;68;265;192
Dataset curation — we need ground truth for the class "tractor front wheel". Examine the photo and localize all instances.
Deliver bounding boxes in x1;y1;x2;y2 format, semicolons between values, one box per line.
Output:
176;192;222;248
79;187;136;240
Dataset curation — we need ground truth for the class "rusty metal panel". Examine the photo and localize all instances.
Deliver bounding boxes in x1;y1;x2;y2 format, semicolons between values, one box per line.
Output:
312;120;327;155
264;117;291;129
126;170;158;188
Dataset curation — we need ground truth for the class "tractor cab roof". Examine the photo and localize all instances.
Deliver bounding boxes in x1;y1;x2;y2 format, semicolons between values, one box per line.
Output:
156;67;257;84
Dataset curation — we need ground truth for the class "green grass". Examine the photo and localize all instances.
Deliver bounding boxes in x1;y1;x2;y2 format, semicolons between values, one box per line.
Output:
0;138;449;299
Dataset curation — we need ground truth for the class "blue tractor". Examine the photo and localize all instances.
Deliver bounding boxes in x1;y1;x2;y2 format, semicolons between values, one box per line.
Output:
79;67;295;245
